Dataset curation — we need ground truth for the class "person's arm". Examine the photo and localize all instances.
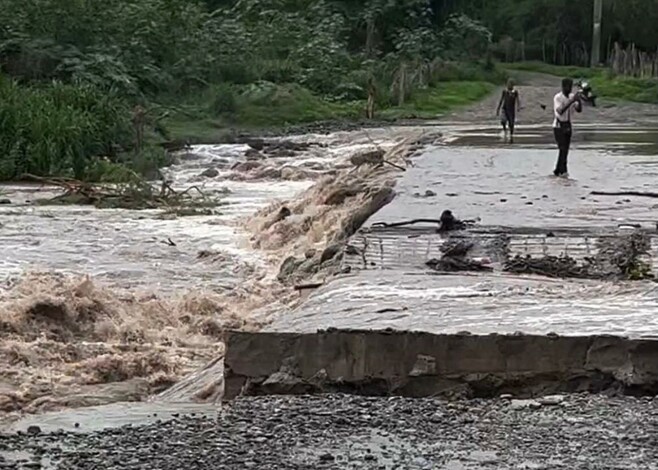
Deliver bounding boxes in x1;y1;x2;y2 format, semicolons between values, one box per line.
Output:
553;94;561;116
516;92;522;111
555;96;580;114
496;91;504;115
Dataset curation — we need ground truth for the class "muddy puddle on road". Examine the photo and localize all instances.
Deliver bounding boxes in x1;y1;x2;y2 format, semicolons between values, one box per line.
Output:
444;123;658;155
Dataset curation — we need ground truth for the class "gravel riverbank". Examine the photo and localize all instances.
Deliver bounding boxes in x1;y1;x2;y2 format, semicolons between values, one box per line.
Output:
2;394;657;469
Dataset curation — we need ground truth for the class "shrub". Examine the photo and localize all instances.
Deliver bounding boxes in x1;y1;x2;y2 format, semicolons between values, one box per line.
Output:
0;76;132;180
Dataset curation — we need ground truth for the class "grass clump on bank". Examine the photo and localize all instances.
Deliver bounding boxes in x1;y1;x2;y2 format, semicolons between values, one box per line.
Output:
506;61;658;104
0;75;170;183
380;81;495;120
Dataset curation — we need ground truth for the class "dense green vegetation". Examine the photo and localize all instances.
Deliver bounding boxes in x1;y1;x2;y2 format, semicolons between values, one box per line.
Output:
1;0;657;180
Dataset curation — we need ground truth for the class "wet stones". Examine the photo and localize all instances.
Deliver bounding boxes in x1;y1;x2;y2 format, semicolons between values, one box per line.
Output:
277;257;304;283
254;167;282;179
4;394;657;470
426;238;492;273
277;243;344;285
23;425;42;437
323;185;364;206
538;395;565;406
245;139;265;151
231;161;261;173
413;189;437;198
243;139;315;159
505;231;653;280
275;207;291;223
504;254;587;279
280;167;309;181
245;148;265;161
320;244;341;264
510;399;542;410
350;149;384;167
200;168;219;178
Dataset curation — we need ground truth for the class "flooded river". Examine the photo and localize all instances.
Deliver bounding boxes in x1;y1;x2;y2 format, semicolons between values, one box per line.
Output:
2;120;658;434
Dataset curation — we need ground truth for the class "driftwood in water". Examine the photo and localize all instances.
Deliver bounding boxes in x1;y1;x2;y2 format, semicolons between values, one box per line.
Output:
591;190;658;199
370;211;470;232
21;173;211;210
350;149;406;172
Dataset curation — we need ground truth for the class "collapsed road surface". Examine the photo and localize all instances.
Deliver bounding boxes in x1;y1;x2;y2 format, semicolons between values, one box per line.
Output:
3;72;658;469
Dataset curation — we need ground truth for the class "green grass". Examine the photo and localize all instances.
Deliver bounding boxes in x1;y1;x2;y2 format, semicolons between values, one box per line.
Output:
381;81;495;119
163;80;496;142
505;61;658;104
505;61;601;79
590;75;658;104
161;83;363;143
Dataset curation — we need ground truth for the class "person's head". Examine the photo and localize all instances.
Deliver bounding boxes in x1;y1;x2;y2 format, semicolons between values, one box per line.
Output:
561;78;573;96
506;78;515;90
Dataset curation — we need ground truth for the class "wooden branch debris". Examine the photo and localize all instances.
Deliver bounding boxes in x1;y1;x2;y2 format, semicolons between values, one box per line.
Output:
591;190;658;199
20;173;215;210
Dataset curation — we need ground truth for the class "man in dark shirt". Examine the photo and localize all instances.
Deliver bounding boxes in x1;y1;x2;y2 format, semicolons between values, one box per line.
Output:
496;79;521;142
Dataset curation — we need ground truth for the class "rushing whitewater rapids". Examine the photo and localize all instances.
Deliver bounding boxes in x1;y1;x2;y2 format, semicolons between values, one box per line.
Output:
0;125;433;418
3;69;658;424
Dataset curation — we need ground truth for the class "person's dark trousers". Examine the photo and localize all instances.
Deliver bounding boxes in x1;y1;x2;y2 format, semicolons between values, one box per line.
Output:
553;121;572;175
503;108;516;134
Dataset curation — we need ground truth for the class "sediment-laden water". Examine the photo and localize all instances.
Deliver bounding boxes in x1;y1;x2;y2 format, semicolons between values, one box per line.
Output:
2;122;658;426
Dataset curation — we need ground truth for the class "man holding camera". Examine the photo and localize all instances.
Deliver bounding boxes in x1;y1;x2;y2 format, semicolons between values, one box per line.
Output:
552;78;583;177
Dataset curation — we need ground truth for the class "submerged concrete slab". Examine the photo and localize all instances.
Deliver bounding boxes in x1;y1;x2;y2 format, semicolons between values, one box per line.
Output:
266;271;658;338
370;125;658;230
268;124;658;339
223;329;658;399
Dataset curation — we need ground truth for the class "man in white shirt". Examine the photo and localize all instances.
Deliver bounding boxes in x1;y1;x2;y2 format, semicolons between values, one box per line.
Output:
553;78;583;177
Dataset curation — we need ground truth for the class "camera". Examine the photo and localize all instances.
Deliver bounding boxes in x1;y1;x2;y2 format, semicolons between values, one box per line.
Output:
575;80;597;107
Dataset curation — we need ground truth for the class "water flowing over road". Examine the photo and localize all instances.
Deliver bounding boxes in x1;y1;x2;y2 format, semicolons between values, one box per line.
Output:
3;73;658;469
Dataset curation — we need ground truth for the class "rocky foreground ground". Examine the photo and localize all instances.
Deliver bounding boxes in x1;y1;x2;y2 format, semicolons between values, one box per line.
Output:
1;394;657;469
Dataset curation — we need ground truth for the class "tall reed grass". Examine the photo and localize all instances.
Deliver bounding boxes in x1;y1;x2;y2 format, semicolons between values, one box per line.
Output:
0;76;132;180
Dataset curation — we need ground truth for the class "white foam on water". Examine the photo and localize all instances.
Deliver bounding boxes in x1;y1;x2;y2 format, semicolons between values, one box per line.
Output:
0;142;322;293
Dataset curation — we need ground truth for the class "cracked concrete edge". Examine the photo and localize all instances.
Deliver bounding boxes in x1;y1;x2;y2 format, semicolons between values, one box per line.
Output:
222;330;658;400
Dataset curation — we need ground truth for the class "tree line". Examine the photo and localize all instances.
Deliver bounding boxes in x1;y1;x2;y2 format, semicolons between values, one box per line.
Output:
0;0;656;180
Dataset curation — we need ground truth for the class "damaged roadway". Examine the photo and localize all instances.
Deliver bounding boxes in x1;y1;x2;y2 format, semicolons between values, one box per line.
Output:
5;75;658;469
253;121;658;400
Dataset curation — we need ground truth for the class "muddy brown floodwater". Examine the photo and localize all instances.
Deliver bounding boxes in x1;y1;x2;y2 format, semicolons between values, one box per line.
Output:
0;125;432;420
2;73;658;469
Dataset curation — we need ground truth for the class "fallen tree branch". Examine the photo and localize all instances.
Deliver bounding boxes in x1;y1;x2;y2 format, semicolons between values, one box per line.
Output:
23;173;217;211
591;190;658;198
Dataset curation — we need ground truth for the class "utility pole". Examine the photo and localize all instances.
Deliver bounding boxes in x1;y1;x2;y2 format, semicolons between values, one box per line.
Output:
591;0;603;67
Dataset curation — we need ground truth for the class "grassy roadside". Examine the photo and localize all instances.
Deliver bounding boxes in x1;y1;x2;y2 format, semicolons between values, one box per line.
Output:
505;61;658;104
160;80;498;144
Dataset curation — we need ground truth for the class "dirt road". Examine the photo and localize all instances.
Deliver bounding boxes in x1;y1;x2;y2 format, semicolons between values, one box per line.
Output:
446;71;658;125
